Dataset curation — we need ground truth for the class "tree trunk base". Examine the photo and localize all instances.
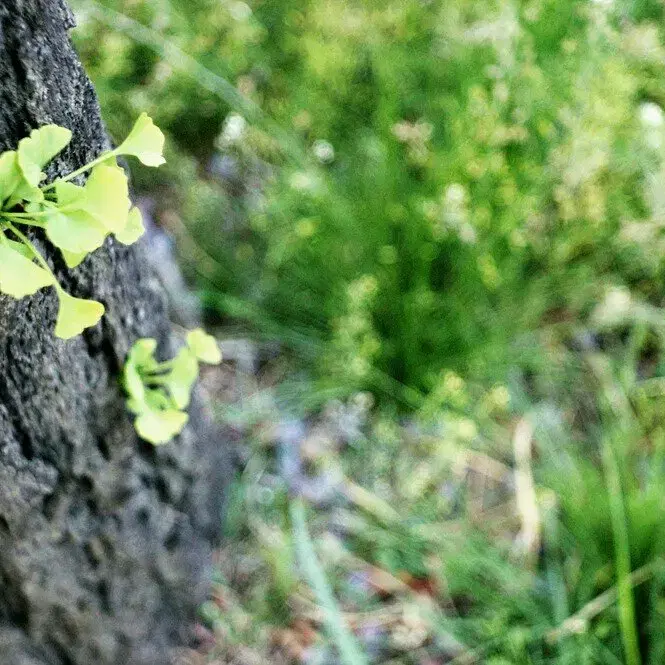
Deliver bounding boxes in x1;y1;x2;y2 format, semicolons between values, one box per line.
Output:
0;2;227;663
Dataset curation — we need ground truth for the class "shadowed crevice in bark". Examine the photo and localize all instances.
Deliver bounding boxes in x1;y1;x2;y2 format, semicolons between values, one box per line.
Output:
0;2;227;663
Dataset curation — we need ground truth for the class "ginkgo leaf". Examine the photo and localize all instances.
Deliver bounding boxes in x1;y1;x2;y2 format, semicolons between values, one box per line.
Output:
134;408;189;445
0;151;22;201
116;113;165;167
0;120;168;345
55;180;85;206
54;289;105;339
126;338;158;371
45;207;107;254
127;396;147;415
83;163;130;233
0;151;42;207
115;207;146;246
164;347;199;409
0;243;54;298
144;389;173;411
52;184;95;264
18;125;72;186
60;249;87;269
8;181;44;210
25;201;43;214
126;387;172;416
186;328;222;364
123;357;147;406
6;239;32;259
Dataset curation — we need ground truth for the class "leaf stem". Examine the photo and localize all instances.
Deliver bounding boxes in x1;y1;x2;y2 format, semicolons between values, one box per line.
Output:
41;150;116;192
143;375;170;386
0;214;47;228
2;210;51;219
147;360;175;373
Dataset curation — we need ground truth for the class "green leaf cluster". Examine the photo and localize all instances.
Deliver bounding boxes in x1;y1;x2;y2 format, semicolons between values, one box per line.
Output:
122;329;222;445
0;113;165;339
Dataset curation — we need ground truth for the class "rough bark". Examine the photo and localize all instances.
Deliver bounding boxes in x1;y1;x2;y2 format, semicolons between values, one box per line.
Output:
0;2;226;663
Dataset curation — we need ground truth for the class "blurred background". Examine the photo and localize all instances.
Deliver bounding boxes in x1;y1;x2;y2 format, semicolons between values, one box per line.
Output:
70;1;665;663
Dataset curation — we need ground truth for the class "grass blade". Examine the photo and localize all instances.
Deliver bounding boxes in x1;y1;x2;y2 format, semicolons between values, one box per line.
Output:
290;497;369;665
601;428;641;665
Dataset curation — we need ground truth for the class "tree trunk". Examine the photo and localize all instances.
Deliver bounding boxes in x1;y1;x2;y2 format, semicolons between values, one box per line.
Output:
0;2;226;663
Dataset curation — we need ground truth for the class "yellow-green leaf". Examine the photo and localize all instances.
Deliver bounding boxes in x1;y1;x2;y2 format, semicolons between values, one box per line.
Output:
18;125;72;186
6;239;32;259
144;389;173;411
45;207;107;254
115;207;146;246
116;113;165;167
0;151;22;201
124;358;146;406
0;152;42;208
55;181;85;207
60;249;87;269
0;243;54;298
135;408;189;445
55;290;105;339
186;328;222;364
127;338;158;370
165;347;199;409
83;163;130;233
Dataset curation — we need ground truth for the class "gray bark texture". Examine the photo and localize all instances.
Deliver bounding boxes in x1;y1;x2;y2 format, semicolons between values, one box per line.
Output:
0;2;227;663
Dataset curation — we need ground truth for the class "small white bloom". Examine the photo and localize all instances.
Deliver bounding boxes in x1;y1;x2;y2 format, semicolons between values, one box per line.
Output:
228;1;252;21
312;139;335;163
444;183;466;206
289;171;316;191
604;286;631;314
220;113;247;145
459;223;477;244
640;102;665;129
440;183;472;242
592;286;633;326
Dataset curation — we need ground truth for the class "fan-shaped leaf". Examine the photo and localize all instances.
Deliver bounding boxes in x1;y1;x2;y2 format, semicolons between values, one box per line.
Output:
165;348;199;409
18;125;72;186
0;243;54;298
60;249;87;269
83;163;130;233
0;151;22;202
116;207;146;246
116;113;165;167
186;328;222;364
55;290;105;339
135;408;189;445
45;207;107;254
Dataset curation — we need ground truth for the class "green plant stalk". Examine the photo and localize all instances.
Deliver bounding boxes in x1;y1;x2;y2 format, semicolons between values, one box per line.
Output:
143;375;171;387
146;360;176;373
290;497;369;665
542;498;574;664
3;209;54;218
40;152;113;192
2;215;47;228
601;430;641;665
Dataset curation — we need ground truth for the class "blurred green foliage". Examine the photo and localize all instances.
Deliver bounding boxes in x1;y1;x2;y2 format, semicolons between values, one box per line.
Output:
70;1;665;663
72;0;665;400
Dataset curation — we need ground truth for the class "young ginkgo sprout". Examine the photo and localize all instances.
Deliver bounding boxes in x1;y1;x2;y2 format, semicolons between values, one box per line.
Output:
0;113;165;339
123;329;222;445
